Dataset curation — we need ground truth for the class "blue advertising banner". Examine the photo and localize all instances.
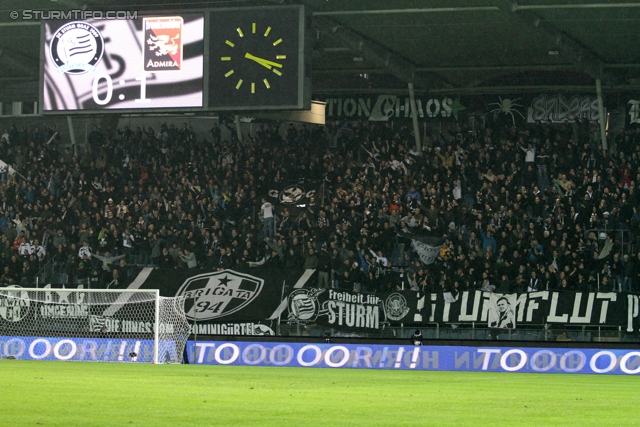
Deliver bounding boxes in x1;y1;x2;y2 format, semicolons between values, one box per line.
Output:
187;341;640;375
0;335;157;362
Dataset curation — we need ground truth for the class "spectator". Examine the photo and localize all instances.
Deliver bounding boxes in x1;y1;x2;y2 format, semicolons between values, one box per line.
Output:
180;248;197;268
0;116;636;306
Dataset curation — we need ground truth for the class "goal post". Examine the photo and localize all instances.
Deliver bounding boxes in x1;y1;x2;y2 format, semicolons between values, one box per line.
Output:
0;287;190;364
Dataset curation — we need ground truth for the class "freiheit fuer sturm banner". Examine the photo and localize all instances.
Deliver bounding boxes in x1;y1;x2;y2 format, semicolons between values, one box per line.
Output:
187;341;640;375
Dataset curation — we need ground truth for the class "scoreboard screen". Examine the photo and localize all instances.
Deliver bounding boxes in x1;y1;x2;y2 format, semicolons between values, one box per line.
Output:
41;14;204;112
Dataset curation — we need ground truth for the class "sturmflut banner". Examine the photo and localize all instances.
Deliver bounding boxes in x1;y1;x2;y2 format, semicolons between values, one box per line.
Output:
187;341;640;375
426;290;629;329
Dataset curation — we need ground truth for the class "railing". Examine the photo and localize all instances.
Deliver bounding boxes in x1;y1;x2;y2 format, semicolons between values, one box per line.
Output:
275;322;634;343
33;254;57;288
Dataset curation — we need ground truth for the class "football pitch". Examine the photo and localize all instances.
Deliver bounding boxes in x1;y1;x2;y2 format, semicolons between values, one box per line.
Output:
1;360;637;427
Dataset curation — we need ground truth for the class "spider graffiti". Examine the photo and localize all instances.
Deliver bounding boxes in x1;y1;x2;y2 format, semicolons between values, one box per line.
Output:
488;97;526;125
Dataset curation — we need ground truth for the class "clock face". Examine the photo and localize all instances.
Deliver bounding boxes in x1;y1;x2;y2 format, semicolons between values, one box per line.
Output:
220;22;287;95
208;6;309;110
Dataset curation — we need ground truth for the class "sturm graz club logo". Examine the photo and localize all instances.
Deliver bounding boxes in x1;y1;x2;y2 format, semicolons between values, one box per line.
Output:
384;292;410;322
0;286;30;323
176;270;264;321
269;185;316;204
287;288;324;323
49;21;105;74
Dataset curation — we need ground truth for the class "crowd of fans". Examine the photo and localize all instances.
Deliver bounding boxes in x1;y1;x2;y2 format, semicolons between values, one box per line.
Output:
0;113;639;295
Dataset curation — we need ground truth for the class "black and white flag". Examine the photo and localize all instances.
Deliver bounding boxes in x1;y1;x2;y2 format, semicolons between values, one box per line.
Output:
0;159;15;176
268;182;317;205
406;234;444;265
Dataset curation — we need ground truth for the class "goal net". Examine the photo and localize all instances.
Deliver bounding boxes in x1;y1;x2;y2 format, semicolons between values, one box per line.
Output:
0;287;190;364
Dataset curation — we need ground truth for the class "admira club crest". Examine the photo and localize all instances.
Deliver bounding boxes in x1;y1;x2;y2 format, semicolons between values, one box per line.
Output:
176;270;264;321
143;16;183;72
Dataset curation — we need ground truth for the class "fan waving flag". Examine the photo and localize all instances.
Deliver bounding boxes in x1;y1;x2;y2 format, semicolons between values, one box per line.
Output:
403;233;444;265
268;182;318;206
0;159;16;175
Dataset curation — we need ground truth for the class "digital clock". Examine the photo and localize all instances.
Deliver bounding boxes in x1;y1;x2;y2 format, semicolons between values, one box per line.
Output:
41;14;204;112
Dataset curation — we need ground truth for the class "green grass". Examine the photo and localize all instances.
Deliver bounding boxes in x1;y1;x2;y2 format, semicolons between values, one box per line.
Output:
0;360;638;427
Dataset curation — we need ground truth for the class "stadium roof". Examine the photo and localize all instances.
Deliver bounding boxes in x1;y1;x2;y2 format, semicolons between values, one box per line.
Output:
1;0;640;101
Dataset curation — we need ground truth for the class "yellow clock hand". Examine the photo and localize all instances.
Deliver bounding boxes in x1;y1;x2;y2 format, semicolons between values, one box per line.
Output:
257;58;283;68
245;53;272;69
245;53;283;69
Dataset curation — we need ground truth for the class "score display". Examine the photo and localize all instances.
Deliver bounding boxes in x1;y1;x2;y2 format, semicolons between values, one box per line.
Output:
42;14;204;112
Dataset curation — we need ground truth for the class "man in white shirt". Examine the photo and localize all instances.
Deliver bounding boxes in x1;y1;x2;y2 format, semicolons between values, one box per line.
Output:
519;142;536;163
93;251;126;272
78;241;92;259
18;241;35;256
260;197;274;238
369;249;388;267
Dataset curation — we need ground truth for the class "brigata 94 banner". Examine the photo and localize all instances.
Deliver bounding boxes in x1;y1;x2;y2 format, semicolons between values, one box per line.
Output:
187;341;640;375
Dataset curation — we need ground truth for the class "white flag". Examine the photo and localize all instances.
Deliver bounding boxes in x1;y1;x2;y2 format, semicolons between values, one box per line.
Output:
410;239;442;265
0;159;15;175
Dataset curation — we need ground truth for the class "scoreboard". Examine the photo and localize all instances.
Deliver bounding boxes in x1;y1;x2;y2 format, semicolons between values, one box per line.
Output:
40;6;311;114
42;14;204;111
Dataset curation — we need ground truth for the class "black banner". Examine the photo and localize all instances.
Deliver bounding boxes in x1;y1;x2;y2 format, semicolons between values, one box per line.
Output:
427;290;630;329
267;182;318;206
322;93;605;123
323;94;467;121
283;287;380;332
25;270;639;334
131;266;318;336
382;290;428;324
136;267;294;323
131;269;640;333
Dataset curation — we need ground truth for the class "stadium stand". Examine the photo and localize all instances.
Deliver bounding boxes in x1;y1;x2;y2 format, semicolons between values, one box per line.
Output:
0;116;638;297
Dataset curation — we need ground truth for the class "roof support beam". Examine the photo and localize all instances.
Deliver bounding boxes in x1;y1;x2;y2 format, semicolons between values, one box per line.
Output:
496;1;616;84
313;16;446;90
515;2;640;11
313;6;499;16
